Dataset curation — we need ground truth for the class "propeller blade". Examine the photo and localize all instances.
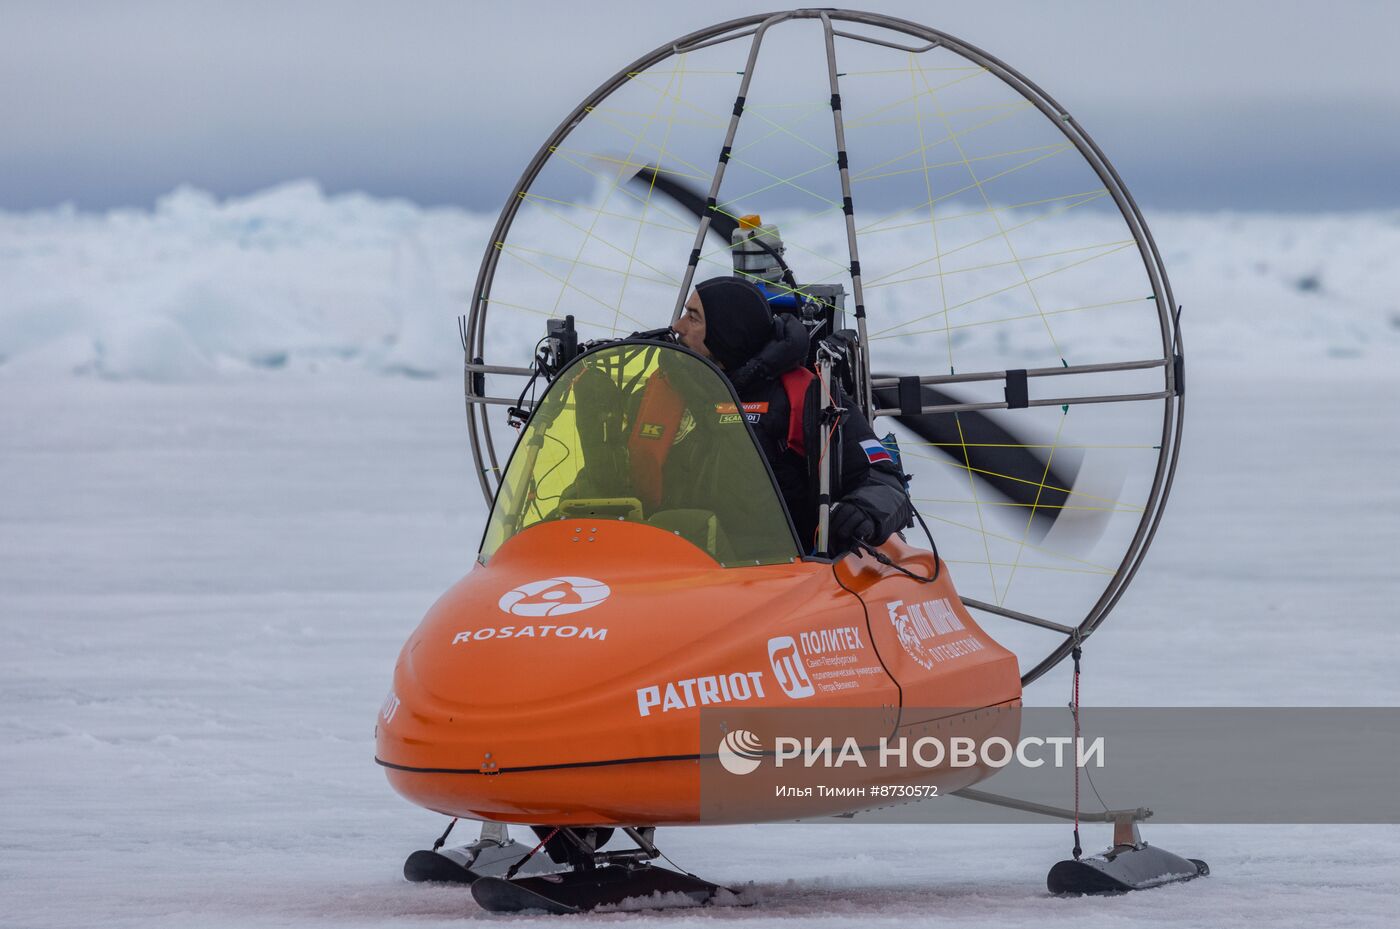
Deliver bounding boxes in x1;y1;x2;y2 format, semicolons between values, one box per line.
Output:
625;164;1085;533
625;165;737;243
875;380;1080;538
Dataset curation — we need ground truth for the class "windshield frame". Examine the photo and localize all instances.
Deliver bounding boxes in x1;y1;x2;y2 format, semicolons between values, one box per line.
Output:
476;338;803;564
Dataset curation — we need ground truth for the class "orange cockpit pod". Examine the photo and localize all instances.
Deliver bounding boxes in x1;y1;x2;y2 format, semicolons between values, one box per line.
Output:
376;341;1020;827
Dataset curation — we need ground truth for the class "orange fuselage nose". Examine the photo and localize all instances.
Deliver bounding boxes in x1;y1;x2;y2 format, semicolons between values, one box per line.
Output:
377;520;825;823
375;521;1021;826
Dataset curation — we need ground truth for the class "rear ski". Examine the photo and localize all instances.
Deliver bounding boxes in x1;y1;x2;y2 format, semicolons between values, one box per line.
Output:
468;826;740;914
472;864;729;914
1048;819;1208;894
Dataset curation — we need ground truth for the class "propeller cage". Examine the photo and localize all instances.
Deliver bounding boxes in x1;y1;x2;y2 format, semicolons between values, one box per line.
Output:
455;8;1186;689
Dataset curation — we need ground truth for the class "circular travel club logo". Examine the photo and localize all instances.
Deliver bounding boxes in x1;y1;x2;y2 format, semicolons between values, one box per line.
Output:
498;577;611;617
717;729;765;776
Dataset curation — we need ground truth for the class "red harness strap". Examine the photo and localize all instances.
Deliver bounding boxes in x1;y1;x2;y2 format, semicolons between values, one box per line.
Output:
629;366;813;510
780;367;815;457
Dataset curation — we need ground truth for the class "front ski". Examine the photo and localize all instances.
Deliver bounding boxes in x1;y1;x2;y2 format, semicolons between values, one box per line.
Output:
471;864;730;914
1048;844;1208;894
404;848;477;884
404;821;559;884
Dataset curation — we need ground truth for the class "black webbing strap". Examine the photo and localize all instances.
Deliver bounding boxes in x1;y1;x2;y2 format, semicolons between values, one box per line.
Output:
469;357;485;397
898;376;922;417
1004;369;1029;409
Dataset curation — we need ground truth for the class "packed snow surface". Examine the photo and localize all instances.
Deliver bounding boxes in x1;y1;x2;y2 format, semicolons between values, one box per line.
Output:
3;369;1397;928
2;188;1397;926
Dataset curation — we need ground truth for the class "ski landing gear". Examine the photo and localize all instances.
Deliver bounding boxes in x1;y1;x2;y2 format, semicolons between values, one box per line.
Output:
1047;815;1209;894
953;789;1208;895
470;826;737;914
403;821;556;885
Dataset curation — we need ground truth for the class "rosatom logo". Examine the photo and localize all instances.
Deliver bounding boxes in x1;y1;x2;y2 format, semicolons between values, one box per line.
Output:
767;635;815;699
498;577;611;617
717;729;764;775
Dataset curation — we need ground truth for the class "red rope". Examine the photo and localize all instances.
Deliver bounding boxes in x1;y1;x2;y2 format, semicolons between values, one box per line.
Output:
1071;643;1083;860
506;826;560;880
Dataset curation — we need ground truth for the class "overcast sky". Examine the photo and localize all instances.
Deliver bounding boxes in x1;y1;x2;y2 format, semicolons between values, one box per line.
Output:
3;0;1397;213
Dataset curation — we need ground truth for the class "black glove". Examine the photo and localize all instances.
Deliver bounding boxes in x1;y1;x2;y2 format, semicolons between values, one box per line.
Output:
828;501;875;552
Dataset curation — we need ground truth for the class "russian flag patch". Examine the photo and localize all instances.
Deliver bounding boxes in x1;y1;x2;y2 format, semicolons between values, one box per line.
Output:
860;438;893;465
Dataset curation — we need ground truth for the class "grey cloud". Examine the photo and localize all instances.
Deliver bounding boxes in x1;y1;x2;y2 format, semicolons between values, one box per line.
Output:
2;0;1397;212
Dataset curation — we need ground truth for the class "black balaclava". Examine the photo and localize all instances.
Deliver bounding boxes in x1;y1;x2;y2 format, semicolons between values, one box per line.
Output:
694;276;774;370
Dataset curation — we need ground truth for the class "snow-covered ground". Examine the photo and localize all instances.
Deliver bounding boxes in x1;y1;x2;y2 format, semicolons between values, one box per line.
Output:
1;190;1397;926
3;366;1397;928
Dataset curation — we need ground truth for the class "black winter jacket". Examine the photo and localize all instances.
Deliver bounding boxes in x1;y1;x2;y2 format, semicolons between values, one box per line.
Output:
725;315;913;553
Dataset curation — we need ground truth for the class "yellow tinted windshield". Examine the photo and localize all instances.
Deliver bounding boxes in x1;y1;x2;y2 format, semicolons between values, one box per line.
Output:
481;343;798;566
